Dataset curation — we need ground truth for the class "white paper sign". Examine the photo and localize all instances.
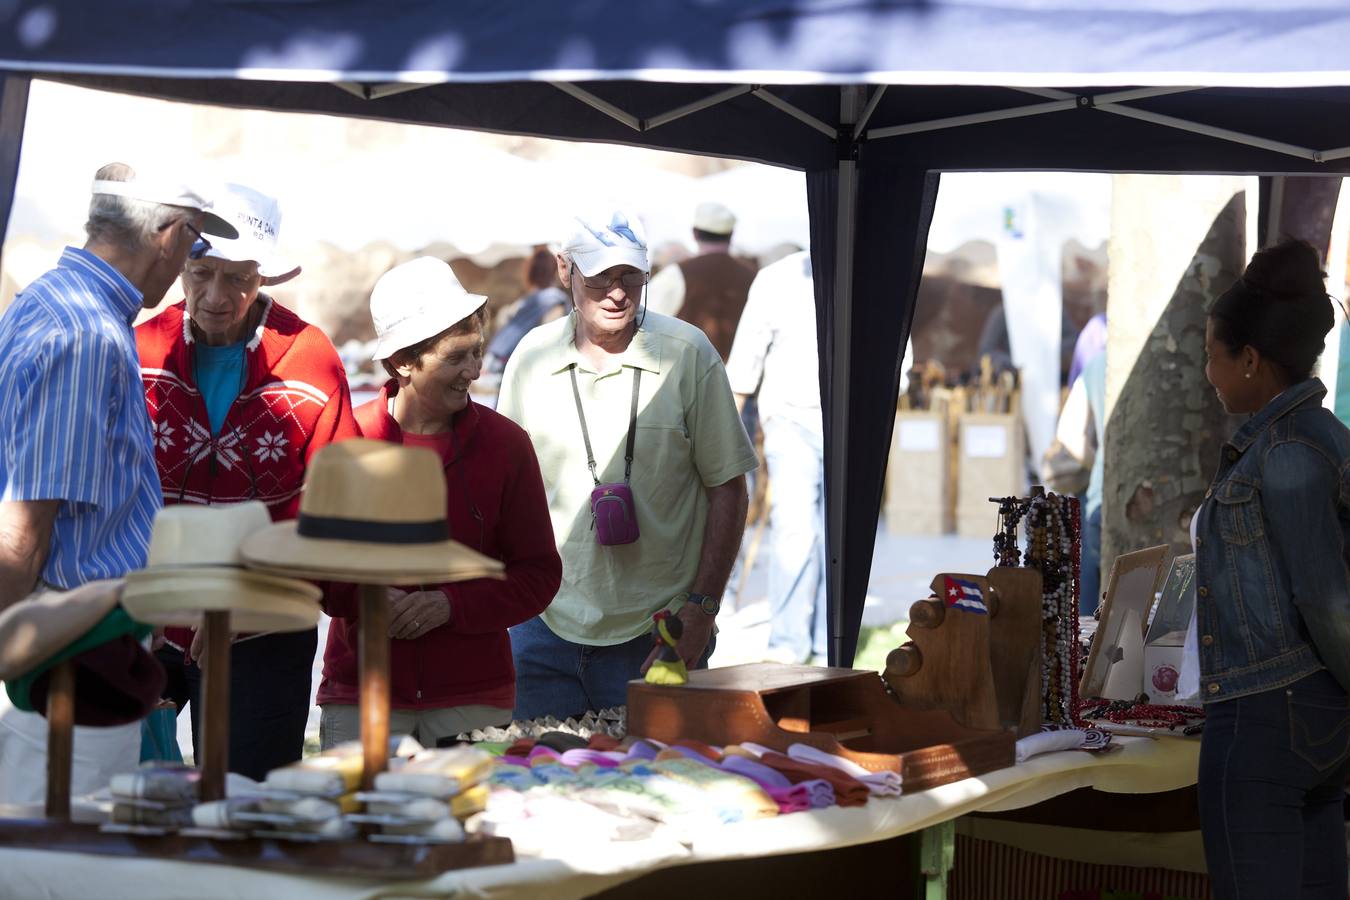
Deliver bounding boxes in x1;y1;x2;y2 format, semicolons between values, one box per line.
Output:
897;420;941;453
964;424;1009;459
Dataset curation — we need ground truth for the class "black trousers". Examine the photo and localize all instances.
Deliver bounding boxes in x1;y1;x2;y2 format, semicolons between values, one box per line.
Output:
174;629;317;781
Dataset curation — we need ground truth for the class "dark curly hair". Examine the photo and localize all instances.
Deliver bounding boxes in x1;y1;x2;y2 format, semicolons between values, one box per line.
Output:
1209;238;1336;385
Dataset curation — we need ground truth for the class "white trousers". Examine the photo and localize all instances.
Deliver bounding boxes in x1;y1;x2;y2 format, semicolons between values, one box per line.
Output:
0;686;140;805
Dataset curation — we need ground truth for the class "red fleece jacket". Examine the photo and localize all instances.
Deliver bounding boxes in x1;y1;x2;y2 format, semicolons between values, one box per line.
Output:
137;297;359;651
317;383;561;712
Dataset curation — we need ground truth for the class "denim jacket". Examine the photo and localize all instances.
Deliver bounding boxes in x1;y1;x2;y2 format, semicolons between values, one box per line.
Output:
1196;377;1350;702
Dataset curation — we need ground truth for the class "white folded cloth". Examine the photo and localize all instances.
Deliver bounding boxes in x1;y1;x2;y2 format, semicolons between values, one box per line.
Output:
1014;729;1087;762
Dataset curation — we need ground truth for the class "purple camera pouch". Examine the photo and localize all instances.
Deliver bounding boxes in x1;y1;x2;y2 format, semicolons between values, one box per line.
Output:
591;482;639;545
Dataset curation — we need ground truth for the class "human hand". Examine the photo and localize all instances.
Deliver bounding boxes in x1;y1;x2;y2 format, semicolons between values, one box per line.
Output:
188;624;238;665
151;626;166;652
389;590;451;640
640;600;713;673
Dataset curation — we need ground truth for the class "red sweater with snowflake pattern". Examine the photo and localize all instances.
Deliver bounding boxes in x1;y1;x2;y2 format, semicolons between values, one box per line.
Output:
136;297;359;649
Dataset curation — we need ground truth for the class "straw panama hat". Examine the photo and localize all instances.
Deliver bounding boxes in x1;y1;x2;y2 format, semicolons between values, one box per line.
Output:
239;439;505;585
122;502;322;633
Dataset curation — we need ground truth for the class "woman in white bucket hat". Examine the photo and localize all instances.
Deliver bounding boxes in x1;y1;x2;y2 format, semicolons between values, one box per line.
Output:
316;257;561;749
135;182;360;779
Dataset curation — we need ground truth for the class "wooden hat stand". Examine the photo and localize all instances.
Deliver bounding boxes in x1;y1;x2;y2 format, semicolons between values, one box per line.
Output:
0;582;512;879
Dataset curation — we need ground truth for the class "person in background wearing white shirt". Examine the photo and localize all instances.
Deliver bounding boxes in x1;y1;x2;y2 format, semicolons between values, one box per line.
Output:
725;251;826;664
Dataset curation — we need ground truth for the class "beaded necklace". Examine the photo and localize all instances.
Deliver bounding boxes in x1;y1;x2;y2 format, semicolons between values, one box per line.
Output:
991;491;1082;726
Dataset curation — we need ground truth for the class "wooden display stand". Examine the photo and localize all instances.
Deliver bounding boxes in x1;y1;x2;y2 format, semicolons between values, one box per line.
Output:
882;569;1043;738
627;663;1014;791
885;400;954;535
0;591;513;878
955;411;1026;539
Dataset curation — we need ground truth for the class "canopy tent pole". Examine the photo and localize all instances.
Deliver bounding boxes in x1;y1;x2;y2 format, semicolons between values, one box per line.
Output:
825;85;863;666
0;74;29;273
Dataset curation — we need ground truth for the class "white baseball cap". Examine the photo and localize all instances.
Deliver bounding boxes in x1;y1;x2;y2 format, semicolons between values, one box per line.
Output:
369;257;488;362
199;183;297;281
562;209;649;277
693;201;736;236
90;174;239;240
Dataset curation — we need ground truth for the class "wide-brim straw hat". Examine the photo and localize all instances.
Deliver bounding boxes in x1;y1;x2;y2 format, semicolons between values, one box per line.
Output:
121;501;322;632
122;569;322;632
240;439;504;585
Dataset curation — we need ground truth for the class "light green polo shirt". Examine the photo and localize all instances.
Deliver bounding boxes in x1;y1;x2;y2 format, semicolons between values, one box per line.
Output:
497;311;757;645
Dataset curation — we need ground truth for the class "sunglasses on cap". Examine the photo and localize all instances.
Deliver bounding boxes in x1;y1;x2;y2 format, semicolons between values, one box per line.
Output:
183;220;212;261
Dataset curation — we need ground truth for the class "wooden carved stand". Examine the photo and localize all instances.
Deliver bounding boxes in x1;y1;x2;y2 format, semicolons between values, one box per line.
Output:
883;568;1044;738
628;663;1013;791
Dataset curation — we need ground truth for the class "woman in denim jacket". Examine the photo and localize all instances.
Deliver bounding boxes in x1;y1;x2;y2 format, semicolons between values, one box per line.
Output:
1199;239;1350;899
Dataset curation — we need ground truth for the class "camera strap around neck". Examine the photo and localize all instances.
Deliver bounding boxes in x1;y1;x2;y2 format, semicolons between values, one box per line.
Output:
569;364;640;486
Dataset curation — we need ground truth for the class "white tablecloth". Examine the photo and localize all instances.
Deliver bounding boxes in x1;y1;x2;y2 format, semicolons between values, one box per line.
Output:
0;736;1200;900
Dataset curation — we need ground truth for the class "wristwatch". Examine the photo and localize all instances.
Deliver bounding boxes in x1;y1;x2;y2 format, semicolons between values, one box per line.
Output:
678;591;721;616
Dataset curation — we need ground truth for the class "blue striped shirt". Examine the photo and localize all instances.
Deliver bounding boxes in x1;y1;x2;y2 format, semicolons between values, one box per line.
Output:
0;247;162;588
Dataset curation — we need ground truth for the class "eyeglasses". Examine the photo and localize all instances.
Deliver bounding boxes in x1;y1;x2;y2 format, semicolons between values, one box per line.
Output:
578;270;650;291
183;220;212;260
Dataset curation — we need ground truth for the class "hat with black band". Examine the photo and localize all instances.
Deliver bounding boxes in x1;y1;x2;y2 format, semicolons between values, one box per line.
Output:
239;439;505;585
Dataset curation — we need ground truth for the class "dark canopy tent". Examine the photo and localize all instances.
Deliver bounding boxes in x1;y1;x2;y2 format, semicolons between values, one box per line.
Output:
3;1;1350;665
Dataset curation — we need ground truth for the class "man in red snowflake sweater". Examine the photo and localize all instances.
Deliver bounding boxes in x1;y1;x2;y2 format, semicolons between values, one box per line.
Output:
135;183;358;778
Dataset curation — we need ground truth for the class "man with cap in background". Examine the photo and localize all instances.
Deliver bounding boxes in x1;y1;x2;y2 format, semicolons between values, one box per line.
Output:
498;209;757;719
136;181;359;779
645;201;756;363
0;162;235;802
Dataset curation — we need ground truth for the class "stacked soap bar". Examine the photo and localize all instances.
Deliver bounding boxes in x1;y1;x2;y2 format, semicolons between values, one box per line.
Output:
101;764;200;835
350;746;494;844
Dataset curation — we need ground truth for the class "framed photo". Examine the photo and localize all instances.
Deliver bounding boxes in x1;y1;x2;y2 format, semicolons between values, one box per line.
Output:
1079;544;1169;699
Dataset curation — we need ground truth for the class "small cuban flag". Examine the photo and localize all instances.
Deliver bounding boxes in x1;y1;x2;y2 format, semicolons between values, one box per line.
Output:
943;576;989;615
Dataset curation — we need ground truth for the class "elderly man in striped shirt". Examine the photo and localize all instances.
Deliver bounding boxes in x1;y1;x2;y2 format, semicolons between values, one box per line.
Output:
0;162;236;804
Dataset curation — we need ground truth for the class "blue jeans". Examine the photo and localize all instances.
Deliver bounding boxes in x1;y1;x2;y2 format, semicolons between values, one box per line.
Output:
1080;503;1102;615
763;417;827;663
1199;668;1350;899
510;616;716;720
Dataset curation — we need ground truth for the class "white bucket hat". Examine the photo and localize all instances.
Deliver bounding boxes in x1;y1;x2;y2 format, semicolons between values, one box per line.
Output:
369;257;488;362
200;183;299;284
91;171;239;240
563;209;650;277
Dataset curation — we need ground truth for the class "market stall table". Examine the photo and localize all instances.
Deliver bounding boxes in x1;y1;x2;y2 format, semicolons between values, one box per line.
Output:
0;735;1199;900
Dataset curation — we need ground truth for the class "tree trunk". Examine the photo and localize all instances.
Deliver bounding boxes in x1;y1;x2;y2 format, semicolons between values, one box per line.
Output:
1101;177;1247;572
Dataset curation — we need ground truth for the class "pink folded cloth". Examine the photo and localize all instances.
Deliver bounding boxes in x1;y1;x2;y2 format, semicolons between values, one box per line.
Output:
767;785;811;813
497;754;531;768
559;749;622;767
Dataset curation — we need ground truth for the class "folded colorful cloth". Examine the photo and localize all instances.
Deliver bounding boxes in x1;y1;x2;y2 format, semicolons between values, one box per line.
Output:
717;754;791;791
674;739;723;762
537;731;590;753
622;740;662;762
655;745;721;767
756;753;870;807
764;780;834;813
558;749;622;768
496;754;531;768
785;743;902;796
504;738;536;758
588;734;622;752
